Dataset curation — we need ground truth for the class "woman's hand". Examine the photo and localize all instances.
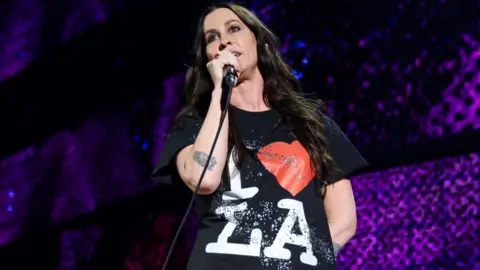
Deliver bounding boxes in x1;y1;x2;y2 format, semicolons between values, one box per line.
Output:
206;50;239;89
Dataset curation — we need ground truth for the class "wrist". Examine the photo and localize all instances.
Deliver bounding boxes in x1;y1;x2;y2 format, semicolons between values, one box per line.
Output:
211;87;222;102
209;91;223;109
212;86;222;95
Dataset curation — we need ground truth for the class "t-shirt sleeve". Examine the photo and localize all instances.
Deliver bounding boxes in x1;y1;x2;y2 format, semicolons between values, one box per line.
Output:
323;114;369;181
151;112;204;185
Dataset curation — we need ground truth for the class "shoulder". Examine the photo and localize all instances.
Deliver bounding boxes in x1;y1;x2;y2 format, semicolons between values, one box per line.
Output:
320;112;334;127
318;112;369;177
177;110;204;121
172;110;205;131
318;112;354;151
318;112;342;139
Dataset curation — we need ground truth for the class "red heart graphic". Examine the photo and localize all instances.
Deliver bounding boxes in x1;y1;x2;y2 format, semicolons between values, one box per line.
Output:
257;140;315;196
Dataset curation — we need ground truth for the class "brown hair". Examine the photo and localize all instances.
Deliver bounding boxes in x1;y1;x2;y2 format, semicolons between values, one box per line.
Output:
177;3;337;194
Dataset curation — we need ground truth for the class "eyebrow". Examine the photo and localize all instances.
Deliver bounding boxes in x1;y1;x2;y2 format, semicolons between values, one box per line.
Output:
204;19;241;36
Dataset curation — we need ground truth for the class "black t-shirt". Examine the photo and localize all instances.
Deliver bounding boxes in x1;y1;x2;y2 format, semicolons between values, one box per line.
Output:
153;107;368;270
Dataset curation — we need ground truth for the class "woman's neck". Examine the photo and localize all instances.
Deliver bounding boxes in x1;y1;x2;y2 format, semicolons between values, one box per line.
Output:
230;68;269;112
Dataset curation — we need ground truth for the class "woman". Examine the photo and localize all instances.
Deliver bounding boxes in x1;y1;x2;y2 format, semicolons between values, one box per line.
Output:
153;3;367;269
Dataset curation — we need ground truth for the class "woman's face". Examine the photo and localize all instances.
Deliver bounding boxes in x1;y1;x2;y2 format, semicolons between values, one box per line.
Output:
203;8;258;75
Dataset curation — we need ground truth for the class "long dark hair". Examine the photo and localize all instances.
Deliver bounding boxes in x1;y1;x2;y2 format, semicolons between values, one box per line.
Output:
177;3;337;194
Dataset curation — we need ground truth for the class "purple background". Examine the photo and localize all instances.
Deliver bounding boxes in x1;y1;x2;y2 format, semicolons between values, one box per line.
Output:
1;0;479;269
0;0;122;82
1;0;479;148
52;154;479;269
341;154;480;269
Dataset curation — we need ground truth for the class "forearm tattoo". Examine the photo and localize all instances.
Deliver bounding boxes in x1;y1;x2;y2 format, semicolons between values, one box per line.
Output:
193;151;217;171
333;242;343;256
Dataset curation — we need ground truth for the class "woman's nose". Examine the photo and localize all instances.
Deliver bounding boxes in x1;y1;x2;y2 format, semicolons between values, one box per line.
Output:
219;40;232;51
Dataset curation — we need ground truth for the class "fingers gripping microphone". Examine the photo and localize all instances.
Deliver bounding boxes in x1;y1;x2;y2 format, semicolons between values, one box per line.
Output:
161;65;237;270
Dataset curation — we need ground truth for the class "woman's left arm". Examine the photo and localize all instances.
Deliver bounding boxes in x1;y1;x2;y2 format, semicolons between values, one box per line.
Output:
320;114;368;256
323;179;357;256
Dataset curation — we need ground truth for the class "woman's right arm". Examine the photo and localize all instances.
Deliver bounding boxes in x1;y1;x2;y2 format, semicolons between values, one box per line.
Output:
175;89;229;194
174;50;238;194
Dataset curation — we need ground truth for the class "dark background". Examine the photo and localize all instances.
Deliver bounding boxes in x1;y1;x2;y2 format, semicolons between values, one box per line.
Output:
0;0;478;269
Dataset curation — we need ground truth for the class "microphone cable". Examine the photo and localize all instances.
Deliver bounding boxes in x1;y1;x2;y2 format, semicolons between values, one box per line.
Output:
161;69;236;270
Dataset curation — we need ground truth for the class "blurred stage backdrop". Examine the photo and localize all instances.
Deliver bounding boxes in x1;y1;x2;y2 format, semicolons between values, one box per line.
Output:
0;0;479;269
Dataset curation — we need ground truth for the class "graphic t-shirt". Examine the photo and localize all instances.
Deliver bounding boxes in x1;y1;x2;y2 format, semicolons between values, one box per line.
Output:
153;107;368;270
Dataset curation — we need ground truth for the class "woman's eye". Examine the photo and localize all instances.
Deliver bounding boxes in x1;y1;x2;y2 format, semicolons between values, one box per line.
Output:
229;26;240;32
206;35;218;43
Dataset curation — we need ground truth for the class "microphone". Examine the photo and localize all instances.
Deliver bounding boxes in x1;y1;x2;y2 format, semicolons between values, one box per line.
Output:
223;64;237;88
221;65;237;111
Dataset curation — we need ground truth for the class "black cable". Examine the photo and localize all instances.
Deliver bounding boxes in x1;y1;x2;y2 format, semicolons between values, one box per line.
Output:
161;80;235;270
